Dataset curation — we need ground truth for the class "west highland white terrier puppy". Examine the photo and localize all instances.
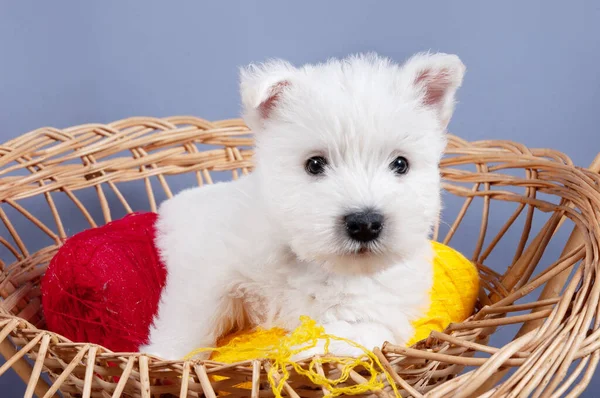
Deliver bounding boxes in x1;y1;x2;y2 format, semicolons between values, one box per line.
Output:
142;52;465;360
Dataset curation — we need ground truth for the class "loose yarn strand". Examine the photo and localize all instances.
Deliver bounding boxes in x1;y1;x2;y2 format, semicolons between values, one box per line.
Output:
184;316;401;397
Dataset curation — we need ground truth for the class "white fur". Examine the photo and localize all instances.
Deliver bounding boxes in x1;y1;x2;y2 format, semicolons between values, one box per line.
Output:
141;52;465;360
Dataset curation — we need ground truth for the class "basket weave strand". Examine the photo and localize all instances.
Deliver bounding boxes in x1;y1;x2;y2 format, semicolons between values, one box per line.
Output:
0;116;599;397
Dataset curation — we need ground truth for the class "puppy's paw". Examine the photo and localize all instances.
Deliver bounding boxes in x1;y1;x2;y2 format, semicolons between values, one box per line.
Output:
290;321;393;362
140;342;210;361
139;343;172;360
291;339;366;362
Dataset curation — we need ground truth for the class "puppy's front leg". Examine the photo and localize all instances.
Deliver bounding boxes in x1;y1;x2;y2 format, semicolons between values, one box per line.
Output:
141;282;230;360
140;178;261;360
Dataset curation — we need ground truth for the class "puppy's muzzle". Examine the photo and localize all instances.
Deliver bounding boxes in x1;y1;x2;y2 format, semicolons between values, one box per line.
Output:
344;210;384;243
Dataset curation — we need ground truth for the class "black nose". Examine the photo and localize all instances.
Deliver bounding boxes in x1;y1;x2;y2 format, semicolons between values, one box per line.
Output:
344;211;384;243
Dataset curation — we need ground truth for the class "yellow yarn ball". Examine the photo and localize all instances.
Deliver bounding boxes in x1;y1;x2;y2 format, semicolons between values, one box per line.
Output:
407;240;479;346
184;241;479;397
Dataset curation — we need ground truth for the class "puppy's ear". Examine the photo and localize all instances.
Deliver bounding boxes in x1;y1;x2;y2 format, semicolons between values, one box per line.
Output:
240;60;295;130
401;53;465;129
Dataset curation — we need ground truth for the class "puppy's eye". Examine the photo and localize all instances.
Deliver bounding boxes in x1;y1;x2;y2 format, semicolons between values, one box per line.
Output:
305;156;328;176
389;156;409;175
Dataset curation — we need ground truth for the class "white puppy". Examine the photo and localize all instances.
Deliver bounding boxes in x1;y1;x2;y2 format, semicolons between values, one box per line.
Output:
142;52;465;360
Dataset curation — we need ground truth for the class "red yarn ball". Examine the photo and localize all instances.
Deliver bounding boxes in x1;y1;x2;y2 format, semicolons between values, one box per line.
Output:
42;212;166;353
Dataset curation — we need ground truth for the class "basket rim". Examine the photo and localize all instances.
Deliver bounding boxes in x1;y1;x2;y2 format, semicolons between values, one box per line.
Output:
1;116;600;398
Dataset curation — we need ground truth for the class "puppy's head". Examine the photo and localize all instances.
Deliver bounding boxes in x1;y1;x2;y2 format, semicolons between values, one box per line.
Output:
241;53;465;275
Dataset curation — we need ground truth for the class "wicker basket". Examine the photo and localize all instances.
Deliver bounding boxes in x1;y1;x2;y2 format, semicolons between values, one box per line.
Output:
0;116;599;398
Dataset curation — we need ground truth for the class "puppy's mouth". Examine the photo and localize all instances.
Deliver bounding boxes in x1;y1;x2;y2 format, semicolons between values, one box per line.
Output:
356;246;371;255
330;245;377;261
335;236;388;258
350;245;376;257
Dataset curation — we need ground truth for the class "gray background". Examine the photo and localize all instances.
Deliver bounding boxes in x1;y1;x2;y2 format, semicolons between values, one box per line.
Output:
1;1;599;396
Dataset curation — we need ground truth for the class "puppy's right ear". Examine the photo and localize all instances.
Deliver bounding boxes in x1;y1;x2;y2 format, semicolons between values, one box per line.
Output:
400;53;466;130
240;60;295;130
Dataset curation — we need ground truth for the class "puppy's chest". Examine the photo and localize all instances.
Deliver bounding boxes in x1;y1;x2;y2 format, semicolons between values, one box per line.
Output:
302;277;374;308
244;269;407;328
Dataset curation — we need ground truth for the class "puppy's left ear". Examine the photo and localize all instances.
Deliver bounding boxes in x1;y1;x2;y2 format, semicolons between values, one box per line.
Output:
239;60;295;131
401;53;466;129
